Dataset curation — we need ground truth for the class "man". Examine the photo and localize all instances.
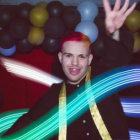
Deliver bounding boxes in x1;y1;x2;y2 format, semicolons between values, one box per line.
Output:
2;0;136;139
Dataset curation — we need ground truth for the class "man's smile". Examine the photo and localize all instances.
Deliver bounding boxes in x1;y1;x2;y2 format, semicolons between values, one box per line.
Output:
69;68;80;75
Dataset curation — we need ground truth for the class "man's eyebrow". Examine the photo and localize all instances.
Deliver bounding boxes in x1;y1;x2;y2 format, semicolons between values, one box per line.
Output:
79;54;88;55
63;52;88;56
62;52;72;55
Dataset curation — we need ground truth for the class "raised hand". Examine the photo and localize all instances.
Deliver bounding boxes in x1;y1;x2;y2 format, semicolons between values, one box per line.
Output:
103;0;136;34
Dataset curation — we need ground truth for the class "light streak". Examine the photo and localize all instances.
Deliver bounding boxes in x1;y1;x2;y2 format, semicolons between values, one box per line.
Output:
120;97;140;117
0;110;28;134
0;58;62;86
129;129;140;140
0;66;140;139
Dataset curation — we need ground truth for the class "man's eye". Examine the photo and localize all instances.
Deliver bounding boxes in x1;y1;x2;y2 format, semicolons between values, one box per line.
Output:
65;54;72;57
79;55;86;59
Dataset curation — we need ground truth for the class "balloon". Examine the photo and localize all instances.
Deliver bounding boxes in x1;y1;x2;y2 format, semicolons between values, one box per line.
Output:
29;7;49;27
45;17;65;38
133;32;140;53
62;6;81;29
135;2;140;11
0;6;15;28
91;36;104;57
28;27;45;45
35;2;47;9
42;36;60;53
0;45;16;56
9;19;31;40
16;38;34;53
17;3;33;19
75;21;98;43
125;10;140;32
77;0;98;21
47;1;64;17
0;30;14;49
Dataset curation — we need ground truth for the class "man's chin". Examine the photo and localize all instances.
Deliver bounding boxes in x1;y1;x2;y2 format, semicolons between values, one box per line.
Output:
67;77;81;84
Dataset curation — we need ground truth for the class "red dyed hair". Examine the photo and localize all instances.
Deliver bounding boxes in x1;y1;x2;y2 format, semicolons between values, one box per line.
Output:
61;32;91;49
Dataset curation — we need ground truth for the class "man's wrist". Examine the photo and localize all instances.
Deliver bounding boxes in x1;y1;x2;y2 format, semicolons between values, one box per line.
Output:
111;30;120;41
106;30;120;41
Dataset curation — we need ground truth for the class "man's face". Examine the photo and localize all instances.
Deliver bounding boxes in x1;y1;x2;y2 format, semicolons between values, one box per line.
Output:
58;41;93;84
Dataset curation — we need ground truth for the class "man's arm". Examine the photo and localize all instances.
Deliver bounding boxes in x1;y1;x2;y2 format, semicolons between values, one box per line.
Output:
1;84;60;137
93;0;136;74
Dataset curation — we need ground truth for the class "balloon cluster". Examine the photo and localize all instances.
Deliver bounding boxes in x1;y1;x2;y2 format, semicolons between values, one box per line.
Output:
125;2;140;53
0;3;33;56
0;1;99;56
75;1;98;43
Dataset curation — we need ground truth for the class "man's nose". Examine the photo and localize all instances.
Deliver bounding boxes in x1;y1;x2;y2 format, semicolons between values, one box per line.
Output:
72;56;79;65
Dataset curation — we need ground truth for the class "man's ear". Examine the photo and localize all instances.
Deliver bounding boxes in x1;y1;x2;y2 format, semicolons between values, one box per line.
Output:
88;54;93;65
58;52;62;63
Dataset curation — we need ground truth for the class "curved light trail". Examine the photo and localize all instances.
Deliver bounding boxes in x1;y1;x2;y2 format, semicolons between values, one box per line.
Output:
0;66;140;139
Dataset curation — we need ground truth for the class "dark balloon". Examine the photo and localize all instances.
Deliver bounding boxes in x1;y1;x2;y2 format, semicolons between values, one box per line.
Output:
42;36;60;53
47;1;64;17
16;38;34;53
9;18;31;40
0;6;15;28
0;29;14;49
91;36;104;57
45;17;65;38
17;3;33;19
136;2;140;11
62;6;81;29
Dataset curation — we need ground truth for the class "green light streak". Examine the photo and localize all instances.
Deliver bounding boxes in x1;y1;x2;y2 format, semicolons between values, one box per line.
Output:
0;110;28;134
1;66;140;140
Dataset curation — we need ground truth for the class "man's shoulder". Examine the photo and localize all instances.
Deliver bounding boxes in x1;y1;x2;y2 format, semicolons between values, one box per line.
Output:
51;82;63;91
35;82;63;104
